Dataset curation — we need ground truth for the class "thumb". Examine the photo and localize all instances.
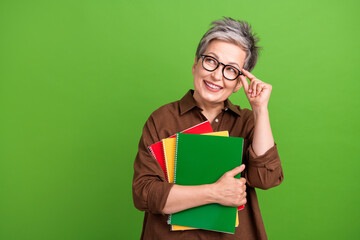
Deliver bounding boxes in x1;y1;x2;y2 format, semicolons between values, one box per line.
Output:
226;164;245;177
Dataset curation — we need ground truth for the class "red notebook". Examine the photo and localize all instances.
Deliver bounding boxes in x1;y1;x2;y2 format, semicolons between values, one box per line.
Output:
148;121;213;181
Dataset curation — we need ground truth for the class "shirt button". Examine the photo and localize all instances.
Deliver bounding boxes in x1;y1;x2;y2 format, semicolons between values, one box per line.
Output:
215;118;219;123
225;108;228;111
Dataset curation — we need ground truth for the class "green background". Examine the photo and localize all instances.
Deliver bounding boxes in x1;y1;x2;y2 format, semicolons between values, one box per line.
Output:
0;0;359;239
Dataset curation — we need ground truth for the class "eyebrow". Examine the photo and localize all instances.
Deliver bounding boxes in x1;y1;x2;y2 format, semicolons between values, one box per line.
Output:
206;52;240;68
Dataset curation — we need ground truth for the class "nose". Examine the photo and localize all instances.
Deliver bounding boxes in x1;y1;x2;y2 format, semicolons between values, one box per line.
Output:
212;64;224;81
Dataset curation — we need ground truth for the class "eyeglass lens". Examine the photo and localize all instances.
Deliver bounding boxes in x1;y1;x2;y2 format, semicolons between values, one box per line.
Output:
202;55;239;80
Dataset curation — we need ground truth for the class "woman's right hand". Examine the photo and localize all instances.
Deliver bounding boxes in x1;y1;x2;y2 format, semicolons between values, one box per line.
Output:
211;164;247;207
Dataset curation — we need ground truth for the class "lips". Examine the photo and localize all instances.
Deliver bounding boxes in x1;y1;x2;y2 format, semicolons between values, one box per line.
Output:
204;80;223;91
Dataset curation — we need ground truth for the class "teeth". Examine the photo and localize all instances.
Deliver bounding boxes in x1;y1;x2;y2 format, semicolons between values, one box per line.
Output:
205;81;221;90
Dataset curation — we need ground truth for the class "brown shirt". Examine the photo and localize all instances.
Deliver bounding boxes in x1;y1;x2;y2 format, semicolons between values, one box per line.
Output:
132;90;284;240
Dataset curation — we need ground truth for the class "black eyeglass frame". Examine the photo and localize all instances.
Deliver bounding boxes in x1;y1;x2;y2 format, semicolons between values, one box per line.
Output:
200;54;244;81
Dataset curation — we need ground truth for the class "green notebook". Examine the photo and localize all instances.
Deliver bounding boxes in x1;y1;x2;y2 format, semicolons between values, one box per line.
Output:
170;133;244;234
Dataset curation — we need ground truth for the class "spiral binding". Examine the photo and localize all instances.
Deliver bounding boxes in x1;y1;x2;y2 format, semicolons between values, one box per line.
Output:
168;133;180;225
174;133;179;184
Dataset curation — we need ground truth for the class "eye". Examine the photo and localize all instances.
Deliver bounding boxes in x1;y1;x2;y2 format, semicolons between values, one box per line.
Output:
203;56;218;70
225;66;237;73
205;58;216;64
224;66;239;79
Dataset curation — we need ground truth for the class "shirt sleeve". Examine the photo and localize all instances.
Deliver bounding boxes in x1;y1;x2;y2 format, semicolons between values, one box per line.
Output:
244;143;284;190
241;110;284;190
132;115;174;214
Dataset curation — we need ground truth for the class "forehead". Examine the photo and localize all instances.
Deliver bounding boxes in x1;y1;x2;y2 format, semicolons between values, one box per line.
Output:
204;40;246;67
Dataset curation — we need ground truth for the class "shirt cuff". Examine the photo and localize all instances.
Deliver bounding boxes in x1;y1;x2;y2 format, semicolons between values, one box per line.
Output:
147;182;175;215
247;143;281;171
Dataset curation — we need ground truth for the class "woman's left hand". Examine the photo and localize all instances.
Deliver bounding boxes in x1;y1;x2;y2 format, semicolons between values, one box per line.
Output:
239;69;272;110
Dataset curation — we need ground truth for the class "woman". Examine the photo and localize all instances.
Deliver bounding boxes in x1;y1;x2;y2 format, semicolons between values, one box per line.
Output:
132;17;284;240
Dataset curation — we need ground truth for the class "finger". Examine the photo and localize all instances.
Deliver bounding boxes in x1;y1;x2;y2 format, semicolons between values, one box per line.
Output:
237;182;246;194
241;68;256;81
225;164;245;177
236;196;247;206
238;196;247;206
234;180;246;191
241;183;246;193
241;191;247;200
239;75;249;95
251;80;259;97
249;79;254;95
256;83;264;96
239;177;247;185
235;191;247;204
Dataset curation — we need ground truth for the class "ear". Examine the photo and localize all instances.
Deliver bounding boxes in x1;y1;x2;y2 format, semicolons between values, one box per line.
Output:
233;79;242;93
192;57;198;75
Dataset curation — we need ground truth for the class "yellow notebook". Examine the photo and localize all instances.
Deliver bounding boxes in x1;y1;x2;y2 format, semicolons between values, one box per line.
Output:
162;131;239;231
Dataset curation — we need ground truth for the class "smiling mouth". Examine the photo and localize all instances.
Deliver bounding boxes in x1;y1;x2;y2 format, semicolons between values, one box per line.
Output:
204;80;223;90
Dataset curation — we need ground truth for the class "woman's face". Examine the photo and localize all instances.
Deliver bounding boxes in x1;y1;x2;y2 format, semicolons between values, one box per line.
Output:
192;39;246;107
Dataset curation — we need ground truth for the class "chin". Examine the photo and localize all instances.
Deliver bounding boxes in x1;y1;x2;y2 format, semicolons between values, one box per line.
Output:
200;92;227;104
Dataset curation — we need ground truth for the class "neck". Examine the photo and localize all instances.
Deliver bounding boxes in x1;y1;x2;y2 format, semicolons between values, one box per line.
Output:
193;92;224;121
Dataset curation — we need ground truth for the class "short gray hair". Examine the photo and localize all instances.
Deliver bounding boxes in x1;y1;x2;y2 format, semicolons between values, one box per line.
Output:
195;17;261;71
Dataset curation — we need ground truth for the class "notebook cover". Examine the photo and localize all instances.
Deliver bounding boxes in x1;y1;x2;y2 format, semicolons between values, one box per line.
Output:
163;131;239;231
162;138;177;184
170;133;244;234
163;131;229;185
148;121;213;181
201;132;244;214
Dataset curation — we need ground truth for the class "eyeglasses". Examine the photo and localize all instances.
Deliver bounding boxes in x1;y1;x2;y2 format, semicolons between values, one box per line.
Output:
200;55;243;81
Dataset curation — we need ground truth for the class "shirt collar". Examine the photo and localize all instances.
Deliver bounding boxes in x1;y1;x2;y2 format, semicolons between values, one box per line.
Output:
179;89;242;116
224;98;242;116
179;90;198;115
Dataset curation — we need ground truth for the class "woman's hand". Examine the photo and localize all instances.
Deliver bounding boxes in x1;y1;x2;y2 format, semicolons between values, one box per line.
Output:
239;69;272;111
239;69;275;156
211;165;247;207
